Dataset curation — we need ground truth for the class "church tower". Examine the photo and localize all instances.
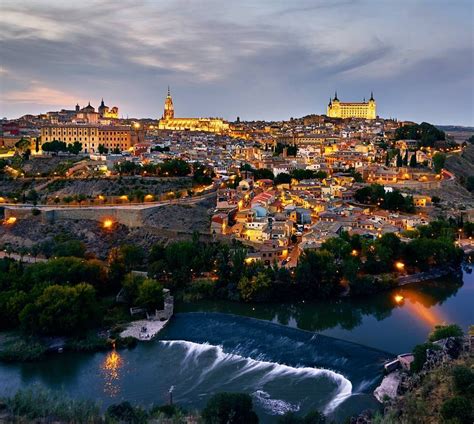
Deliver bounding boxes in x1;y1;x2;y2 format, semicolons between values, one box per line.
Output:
163;86;174;120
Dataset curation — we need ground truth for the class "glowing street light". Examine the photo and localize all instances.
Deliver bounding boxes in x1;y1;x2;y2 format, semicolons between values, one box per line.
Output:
395;261;405;271
4;216;17;225
102;219;114;230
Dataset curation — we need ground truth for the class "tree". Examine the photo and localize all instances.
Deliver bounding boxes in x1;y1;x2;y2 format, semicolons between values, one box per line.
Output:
411;342;440;373
278;410;326;423
106;402;147;424
67;141;82;155
15;138;30;154
274;173;292;185
20;283;100;335
98;144;109;154
432;152;446;173
136;278;164;311
403;151;408;166
202;393;259;424
409;153;417;167
41;140;69;154
452;366;474;394
428;324;463;342
238;272;272;302
396;153;403;167
440;396;472;424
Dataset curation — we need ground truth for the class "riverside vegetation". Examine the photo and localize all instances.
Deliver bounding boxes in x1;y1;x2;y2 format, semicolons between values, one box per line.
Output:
0;219;466;361
0;387;327;423
373;324;473;424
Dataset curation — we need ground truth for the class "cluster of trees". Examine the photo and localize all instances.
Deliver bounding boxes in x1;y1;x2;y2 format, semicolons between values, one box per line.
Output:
354;184;415;213
114;159;191;177
274;142;298;157
0;244;164;336
391;151;419;168
395;122;445;147
41;140;83;155
240;164;328;186
145;221;462;303
2;387;328;423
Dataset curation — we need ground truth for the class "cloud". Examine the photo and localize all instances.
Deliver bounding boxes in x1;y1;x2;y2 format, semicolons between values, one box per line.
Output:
0;0;472;124
3;83;85;107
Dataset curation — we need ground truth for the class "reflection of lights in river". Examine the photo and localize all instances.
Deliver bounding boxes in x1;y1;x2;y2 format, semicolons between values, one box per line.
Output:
101;349;123;397
396;289;445;327
394;294;404;304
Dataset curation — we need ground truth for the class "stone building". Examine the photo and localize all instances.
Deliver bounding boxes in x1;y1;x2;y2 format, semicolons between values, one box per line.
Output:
327;92;377;120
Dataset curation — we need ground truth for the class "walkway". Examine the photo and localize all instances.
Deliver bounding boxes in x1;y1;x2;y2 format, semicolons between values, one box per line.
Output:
120;319;170;341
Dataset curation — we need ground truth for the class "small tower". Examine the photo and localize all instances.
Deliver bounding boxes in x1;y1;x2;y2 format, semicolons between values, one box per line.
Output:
367;92;376;119
75;103;80;112
163;86;174;120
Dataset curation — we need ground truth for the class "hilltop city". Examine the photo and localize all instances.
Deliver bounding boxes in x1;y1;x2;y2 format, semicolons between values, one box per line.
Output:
0;88;473;423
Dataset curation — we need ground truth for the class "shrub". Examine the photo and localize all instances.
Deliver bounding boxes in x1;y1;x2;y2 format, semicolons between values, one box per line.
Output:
0;339;47;362
202;392;259;424
440;396;472;424
429;324;463;342
452;366;474;395
106;401;147;423
2;386;100;422
411;342;440;373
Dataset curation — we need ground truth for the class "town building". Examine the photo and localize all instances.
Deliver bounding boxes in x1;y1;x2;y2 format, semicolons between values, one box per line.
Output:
40;124;142;153
327;92;377;120
158;87;230;134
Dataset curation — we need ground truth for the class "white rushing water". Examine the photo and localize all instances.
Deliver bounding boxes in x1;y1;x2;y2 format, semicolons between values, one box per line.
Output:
160;340;353;415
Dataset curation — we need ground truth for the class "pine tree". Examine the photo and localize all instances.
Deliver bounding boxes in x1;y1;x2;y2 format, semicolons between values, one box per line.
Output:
409;152;417;167
396;153;403;167
403;151;409;166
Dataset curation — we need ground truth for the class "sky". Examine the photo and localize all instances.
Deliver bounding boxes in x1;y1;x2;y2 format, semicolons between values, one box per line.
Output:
0;0;473;125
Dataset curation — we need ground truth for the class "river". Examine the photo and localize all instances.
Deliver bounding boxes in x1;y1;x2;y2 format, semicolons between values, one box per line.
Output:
0;265;472;422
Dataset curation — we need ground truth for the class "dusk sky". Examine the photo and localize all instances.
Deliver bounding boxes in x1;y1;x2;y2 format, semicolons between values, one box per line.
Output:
1;0;473;125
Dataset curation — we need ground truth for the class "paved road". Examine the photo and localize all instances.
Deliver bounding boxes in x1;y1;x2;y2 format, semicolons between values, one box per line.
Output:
1;189;216;211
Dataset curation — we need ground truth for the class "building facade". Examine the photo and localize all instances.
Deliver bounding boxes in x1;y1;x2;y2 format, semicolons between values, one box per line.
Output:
327;92;376;120
158;87;230;134
40;125;140;153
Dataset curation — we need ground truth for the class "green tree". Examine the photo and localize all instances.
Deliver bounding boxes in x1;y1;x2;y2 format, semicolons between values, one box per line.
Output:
41;140;68;154
432;152;446;173
275;173;292;185
440;396;472;424
97;144;109;154
202;393;259;424
409;153;417;167
136;278;164;311
428;324;463;342
20;283;100;335
67;141;82;155
396;153;403;167
238;272;272;302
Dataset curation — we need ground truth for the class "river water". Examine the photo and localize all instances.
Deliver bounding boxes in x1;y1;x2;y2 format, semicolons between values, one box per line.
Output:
0;266;472;422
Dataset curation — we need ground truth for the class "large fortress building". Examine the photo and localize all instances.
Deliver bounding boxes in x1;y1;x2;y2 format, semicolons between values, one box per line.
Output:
158;87;230;134
326;92;376;120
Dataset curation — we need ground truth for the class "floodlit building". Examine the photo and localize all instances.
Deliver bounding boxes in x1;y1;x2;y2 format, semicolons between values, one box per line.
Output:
327;92;377;120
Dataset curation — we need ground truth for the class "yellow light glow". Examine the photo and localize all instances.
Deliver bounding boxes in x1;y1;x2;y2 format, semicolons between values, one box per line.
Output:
119;195;128;201
102;219;114;229
394;294;404;304
4;216;17;225
0;197;5;203
144;194;154;201
395;261;405;271
351;249;358;256
98;195;105;201
101;349;123;396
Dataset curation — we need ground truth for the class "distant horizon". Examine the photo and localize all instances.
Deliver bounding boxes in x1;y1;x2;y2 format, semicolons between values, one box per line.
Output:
1;0;473;125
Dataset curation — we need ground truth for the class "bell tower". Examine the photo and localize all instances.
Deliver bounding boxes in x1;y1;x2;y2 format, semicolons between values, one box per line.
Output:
163;86;174;120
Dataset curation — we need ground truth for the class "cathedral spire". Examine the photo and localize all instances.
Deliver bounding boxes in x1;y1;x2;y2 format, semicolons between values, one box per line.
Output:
370;91;374;101
334;91;339;101
167;85;171;97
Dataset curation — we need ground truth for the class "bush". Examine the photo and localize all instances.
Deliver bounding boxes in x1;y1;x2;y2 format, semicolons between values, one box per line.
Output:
2;386;100;422
452;366;474;395
0;339;47;362
440;396;472;424
429;324;463;342
411;342;440;373
202;392;259;424
106;401;147;424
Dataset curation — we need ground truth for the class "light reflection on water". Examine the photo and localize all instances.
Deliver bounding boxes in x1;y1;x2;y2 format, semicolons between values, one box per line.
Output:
395;288;446;327
101;349;123;397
